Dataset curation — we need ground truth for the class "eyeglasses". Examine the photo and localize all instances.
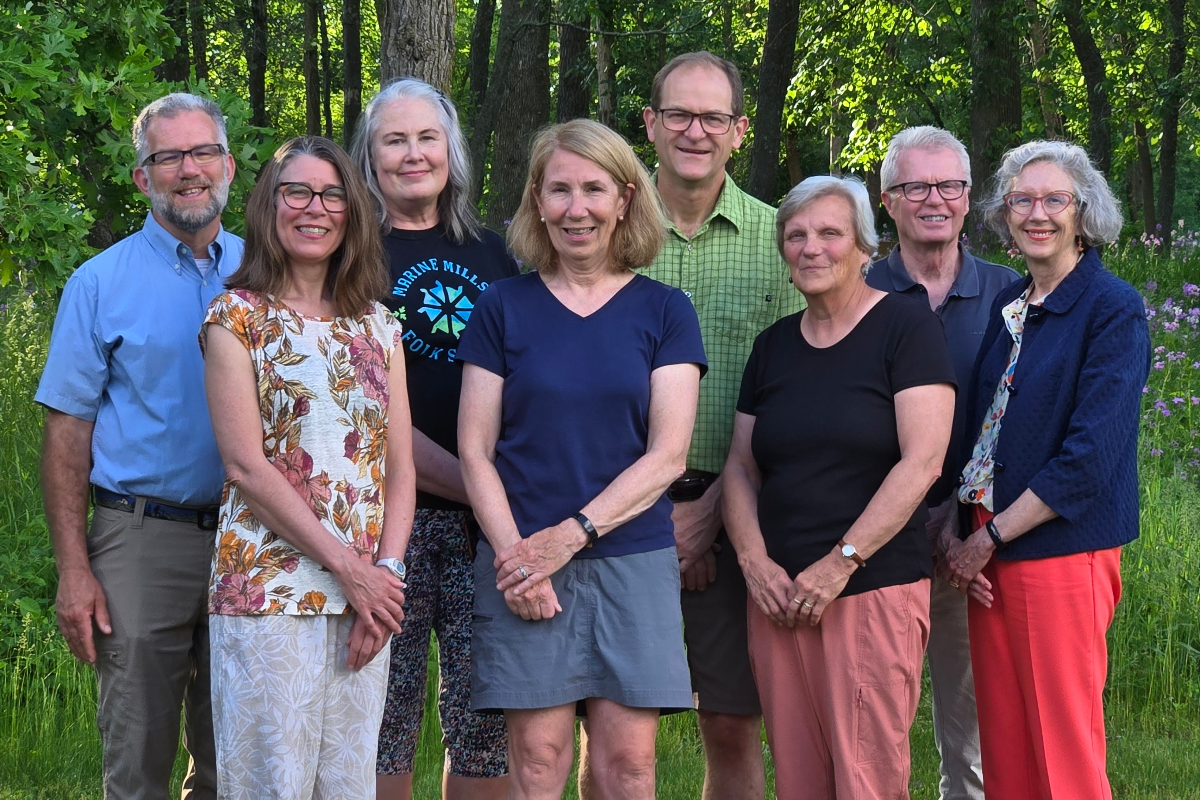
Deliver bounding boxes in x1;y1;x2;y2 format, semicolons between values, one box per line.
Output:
887;180;969;202
278;182;349;212
142;144;226;169
1003;191;1076;216
655;108;738;135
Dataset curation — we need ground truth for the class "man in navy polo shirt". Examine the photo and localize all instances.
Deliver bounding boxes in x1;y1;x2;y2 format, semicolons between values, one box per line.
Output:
36;93;243;800
866;126;1019;800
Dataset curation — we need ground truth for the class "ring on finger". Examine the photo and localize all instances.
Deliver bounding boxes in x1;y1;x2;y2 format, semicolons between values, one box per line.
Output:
802;600;814;610
791;597;804;606
517;566;530;580
950;580;960;588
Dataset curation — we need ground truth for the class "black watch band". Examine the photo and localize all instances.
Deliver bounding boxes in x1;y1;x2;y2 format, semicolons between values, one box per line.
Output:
572;512;598;548
985;518;1006;550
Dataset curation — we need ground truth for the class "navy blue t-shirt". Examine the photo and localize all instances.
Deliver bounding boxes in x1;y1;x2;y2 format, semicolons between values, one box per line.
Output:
456;271;707;558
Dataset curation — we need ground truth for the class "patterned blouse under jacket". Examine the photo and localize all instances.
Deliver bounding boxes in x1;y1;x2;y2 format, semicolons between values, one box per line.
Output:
200;290;404;616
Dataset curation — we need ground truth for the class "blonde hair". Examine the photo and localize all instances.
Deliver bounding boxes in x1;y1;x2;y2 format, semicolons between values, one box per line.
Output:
508;120;667;273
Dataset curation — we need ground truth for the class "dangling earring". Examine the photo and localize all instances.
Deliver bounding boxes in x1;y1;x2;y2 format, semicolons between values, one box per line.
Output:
1075;234;1085;253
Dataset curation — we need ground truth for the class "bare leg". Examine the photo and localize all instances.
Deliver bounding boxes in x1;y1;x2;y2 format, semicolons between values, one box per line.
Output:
445;773;511;800
506;705;577;800
376;772;413;800
583;699;658;800
577;721;594;800
697;711;764;800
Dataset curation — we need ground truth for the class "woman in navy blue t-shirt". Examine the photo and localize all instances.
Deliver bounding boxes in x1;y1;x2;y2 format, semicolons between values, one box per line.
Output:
457;119;706;799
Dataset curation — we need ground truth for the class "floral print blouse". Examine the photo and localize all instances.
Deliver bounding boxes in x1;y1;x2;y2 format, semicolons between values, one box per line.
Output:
200;290;403;615
959;287;1040;512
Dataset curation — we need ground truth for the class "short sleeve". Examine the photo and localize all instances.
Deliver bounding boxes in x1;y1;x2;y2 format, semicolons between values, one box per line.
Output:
34;268;108;420
456;282;507;376
652;289;708;377
198;290;258;358
735;328;767;415
887;301;958;395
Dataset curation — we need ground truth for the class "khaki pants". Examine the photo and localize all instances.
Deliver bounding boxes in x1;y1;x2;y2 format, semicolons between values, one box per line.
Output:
927;574;985;800
88;503;217;800
210;613;389;799
748;580;930;800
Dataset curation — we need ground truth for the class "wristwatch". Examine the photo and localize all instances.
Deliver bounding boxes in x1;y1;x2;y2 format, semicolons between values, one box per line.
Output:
376;558;407;582
838;539;866;568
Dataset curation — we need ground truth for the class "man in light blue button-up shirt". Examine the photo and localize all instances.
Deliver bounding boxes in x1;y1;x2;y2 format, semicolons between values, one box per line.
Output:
36;93;243;800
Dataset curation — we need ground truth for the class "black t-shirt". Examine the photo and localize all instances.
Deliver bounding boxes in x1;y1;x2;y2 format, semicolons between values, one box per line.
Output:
736;293;956;596
381;225;520;510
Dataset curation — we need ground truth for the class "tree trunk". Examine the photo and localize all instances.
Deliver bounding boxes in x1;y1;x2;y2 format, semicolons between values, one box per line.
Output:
557;14;591;122
319;0;334;138
722;0;733;59
188;0;208;83
1134;120;1156;238
785;130;804;187
968;0;1022;210
303;0;321;135
595;7;616;128
1156;0;1186;247
747;0;800;203
247;0;268;127
342;0;362;144
157;0;190;83
474;0;551;226
468;0;497;107
1061;0;1112;175
1022;0;1064;138
378;0;456;91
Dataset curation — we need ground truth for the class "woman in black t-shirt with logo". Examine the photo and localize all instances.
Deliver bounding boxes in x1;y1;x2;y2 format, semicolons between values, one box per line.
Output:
723;176;956;800
352;78;518;800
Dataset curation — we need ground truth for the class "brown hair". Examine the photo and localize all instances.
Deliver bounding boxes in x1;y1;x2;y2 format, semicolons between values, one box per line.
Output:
227;136;387;317
507;120;666;274
650;52;745;118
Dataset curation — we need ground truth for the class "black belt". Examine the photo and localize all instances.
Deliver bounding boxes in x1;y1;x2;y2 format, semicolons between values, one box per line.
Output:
93;487;219;531
667;470;719;503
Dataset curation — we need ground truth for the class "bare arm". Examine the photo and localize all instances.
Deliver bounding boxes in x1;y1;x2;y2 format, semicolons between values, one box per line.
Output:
495;362;701;594
723;411;794;625
412;427;469;505
791;382;955;625
42;410;110;663
203;324;405;638
458;364;524;553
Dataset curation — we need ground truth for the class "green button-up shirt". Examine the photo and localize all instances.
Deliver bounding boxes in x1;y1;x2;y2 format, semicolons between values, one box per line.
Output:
645;176;805;474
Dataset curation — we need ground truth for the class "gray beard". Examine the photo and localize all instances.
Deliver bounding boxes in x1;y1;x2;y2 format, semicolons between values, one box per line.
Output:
148;172;231;233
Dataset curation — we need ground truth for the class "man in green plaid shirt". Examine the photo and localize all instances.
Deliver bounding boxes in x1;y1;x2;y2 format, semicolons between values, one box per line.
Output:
645;53;803;800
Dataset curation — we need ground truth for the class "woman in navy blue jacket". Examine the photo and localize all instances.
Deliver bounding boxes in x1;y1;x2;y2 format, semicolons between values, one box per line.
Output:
944;140;1150;800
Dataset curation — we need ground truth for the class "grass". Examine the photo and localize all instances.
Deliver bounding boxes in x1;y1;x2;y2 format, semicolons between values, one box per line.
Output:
2;247;1200;798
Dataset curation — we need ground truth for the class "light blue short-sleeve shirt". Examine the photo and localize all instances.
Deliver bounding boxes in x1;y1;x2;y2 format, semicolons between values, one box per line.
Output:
36;212;244;505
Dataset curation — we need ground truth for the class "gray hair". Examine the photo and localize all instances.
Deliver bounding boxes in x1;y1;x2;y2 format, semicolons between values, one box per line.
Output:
777;176;879;274
351;77;481;243
880;125;971;192
982;140;1123;247
132;93;228;165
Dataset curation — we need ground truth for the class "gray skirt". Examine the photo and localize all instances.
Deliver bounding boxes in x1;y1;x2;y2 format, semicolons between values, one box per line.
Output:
470;540;692;715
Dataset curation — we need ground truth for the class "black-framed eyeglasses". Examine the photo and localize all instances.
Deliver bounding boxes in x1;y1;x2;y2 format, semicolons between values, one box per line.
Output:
886;180;969;202
1003;191;1077;217
277;182;349;212
655;108;738;135
142;144;226;169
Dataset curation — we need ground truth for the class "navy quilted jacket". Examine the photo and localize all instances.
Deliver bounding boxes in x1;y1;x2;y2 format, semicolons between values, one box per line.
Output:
960;248;1151;560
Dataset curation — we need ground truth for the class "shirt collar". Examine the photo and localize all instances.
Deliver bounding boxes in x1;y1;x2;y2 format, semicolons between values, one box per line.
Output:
1041;246;1102;314
142;211;228;273
886;242;981;299
653;172;745;237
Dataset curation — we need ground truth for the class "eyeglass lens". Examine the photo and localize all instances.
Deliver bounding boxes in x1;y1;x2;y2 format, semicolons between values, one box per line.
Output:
1005;192;1073;215
896;180;968;201
147;145;224;168
280;183;348;211
658;109;734;135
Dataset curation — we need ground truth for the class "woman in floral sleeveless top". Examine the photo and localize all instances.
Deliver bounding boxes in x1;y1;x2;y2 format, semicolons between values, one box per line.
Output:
201;136;415;798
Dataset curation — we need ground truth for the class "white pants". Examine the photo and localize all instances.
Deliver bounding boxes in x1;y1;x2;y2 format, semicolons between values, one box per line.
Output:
210;614;388;800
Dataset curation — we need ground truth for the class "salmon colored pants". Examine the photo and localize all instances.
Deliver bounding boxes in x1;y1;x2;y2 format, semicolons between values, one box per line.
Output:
747;580;930;800
967;505;1122;800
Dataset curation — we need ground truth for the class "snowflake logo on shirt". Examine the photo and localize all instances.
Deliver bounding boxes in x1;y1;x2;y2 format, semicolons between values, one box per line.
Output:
418;281;473;337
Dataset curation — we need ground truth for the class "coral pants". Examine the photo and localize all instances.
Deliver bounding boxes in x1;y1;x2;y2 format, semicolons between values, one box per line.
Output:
968;506;1122;800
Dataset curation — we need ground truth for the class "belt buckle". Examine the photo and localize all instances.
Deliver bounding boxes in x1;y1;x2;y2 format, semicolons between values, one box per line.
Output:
197;510;218;531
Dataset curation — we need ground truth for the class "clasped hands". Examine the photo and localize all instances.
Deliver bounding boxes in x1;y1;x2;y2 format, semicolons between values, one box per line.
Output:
936;525;995;608
494;521;587;621
742;547;858;628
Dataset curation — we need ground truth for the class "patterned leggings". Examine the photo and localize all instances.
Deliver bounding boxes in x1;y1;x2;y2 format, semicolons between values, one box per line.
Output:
376;509;509;777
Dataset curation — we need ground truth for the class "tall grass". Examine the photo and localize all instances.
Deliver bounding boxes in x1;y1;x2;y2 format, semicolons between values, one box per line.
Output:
2;251;1199;798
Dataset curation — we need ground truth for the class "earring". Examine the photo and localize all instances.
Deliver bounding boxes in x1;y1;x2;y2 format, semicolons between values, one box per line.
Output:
540;217;545;222
618;215;624;221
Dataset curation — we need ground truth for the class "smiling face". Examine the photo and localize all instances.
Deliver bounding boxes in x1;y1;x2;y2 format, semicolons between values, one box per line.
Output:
643;64;748;186
133;109;235;235
534;149;631;272
881;147;970;249
274;154;347;269
1005;161;1080;262
370;97;450;221
781;195;870;298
